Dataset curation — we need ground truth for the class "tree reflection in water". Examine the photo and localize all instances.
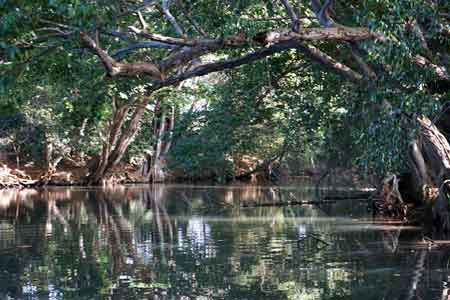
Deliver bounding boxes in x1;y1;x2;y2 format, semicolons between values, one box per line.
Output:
0;185;450;299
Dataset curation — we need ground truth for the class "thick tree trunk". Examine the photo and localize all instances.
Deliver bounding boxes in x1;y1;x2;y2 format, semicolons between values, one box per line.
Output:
384;115;450;230
106;100;151;171
91;102;130;184
415;116;450;229
89;97;154;184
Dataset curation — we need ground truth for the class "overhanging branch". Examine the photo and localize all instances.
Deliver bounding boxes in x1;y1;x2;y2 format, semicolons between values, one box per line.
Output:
280;0;300;32
154;40;303;89
112;42;176;60
414;55;450;82
161;0;185;36
253;27;381;45
80;32;164;79
296;43;363;82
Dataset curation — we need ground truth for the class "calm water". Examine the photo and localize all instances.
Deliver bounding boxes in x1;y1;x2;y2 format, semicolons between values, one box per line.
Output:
0;184;447;300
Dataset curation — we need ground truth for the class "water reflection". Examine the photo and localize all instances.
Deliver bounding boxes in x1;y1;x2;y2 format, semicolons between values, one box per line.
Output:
0;185;448;299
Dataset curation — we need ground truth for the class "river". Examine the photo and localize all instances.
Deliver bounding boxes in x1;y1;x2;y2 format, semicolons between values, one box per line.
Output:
0;184;446;299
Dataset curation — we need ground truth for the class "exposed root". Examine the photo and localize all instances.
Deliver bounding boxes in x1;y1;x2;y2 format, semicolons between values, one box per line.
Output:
377;173;438;225
379;174;408;219
0;165;37;189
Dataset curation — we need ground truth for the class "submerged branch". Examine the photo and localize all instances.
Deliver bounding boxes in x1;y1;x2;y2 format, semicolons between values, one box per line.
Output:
241;199;337;207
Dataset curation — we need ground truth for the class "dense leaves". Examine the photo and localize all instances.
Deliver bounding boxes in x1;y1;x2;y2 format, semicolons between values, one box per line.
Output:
0;0;449;180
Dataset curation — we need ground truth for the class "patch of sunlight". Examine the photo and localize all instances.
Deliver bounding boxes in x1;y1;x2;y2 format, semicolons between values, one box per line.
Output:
129;281;170;289
280;282;323;300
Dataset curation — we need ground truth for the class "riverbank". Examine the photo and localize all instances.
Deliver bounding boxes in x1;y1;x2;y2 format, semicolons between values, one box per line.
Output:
0;165;38;188
0;160;375;190
0;163;148;188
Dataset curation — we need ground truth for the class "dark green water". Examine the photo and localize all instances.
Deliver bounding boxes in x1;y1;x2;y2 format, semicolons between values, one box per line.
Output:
0;185;446;299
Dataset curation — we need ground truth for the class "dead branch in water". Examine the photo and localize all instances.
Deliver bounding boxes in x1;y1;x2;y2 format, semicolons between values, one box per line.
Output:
241;199;336;208
323;190;376;200
297;232;331;247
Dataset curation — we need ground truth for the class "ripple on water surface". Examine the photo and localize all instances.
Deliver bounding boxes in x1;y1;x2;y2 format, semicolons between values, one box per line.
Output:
0;185;448;300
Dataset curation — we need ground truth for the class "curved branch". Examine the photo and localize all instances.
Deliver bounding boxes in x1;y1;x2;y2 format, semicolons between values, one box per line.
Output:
129;26;246;47
280;0;300;32
414;55;450;81
80;32;164;79
311;0;335;27
155;40;303;88
161;0;184;36
349;43;377;80
179;0;208;37
296;43;363;82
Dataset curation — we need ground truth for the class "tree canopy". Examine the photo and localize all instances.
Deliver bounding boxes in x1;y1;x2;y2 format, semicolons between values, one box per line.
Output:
1;0;449;182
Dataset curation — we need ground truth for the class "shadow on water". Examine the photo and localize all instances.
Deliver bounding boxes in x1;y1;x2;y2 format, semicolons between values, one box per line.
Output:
0;184;449;299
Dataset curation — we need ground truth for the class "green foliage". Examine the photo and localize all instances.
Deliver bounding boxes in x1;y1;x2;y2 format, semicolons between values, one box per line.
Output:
1;0;450;179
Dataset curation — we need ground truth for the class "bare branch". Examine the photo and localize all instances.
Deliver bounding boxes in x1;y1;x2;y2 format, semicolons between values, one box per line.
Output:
39;19;76;30
15;23;73;48
311;0;334;27
112;42;177;61
131;25;378;49
159;33;247;72
348;43;377;80
296;43;363;82
80;32;115;72
101;24;379;78
129;26;207;46
155;40;303;88
15;32;72;48
35;27;68;35
80;13;377;84
253;27;381;45
309;1;376;81
415;22;431;54
413;55;450;81
80;32;164;80
161;0;184;36
179;0;208;37
137;11;149;30
406;19;433;59
95;30;100;47
279;0;300;32
103;30;134;43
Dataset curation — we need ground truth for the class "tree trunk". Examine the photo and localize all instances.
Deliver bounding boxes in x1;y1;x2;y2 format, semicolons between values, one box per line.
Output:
415;116;450;229
90;96;162;184
150;105;175;183
43;131;52;171
89;98;135;184
106;100;150;171
385;115;450;230
141;99;162;178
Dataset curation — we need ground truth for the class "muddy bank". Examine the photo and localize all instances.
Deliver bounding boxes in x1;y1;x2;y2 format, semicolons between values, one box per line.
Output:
0;163;148;188
0;158;374;190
